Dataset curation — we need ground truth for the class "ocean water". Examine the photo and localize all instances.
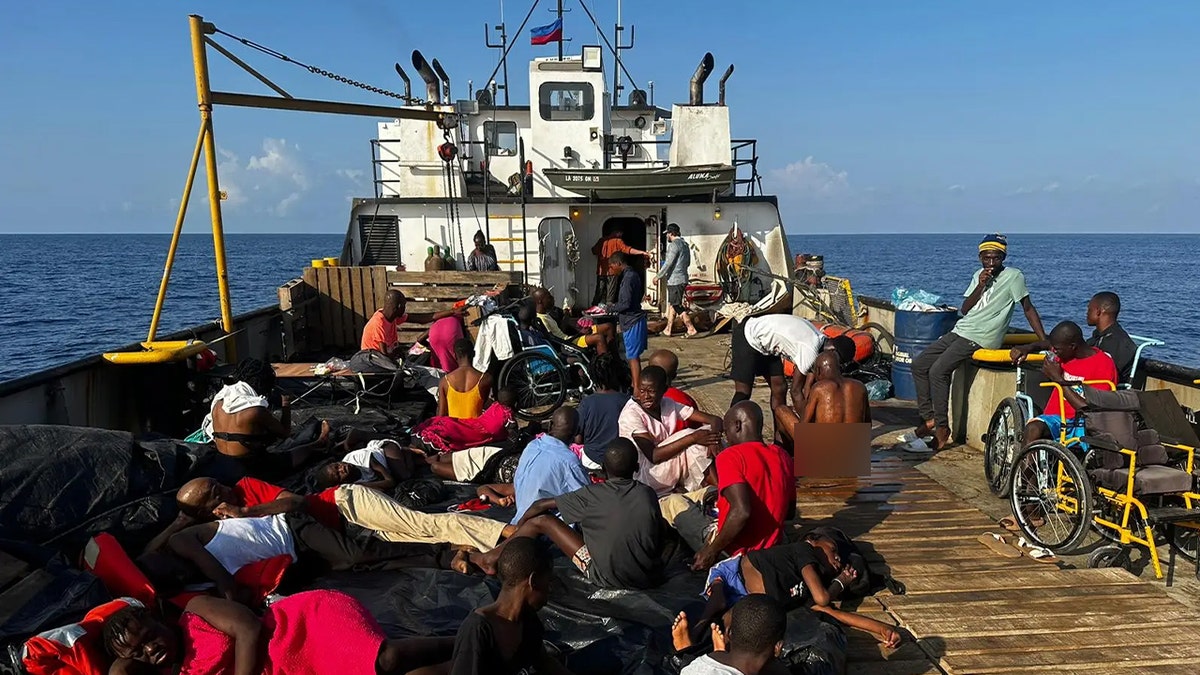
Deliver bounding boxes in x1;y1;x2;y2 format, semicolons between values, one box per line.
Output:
0;232;1197;383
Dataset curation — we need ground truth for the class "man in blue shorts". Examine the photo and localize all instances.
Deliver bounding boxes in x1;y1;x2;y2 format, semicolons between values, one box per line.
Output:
1025;321;1118;450
610;252;648;388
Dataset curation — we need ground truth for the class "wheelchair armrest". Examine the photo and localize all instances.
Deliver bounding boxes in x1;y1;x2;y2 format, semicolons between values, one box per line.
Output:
1080;435;1122;453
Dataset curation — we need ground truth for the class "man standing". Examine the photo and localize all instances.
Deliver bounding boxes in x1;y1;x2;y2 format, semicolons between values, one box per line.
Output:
592;226;647;305
656;223;698;338
728;313;856;414
1011;291;1137;386
912;234;1047;449
610;252;649;388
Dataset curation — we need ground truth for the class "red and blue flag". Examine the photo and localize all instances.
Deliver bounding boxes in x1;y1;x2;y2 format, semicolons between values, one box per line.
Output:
530;18;563;45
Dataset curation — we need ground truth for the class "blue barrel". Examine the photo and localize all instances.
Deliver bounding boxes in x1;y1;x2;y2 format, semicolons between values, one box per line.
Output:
892;310;960;400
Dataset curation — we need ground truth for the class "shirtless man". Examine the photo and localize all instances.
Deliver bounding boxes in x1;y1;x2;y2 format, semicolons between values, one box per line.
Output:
774;352;869;443
202;358;332;481
531;288;615;354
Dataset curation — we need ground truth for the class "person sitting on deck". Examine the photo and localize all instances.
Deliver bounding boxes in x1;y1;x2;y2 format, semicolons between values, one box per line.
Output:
1022;321;1117;448
690;402;795;571
774;351;871;444
912;233;1048;449
610;252;649;388
467;230;501;272
438;338;493;419
310;439;416;492
1011;291;1139;386
440;537;575;675
682;532;902;649
362;289;464;364
532;287;615;354
575;353;633;470
411;387;518;454
472;438;669;590
101;590;456;675
149;476;517;576
618;366;724;498
477;407;590;526
199;358;333;482
673;594;788;675
649;349;702;432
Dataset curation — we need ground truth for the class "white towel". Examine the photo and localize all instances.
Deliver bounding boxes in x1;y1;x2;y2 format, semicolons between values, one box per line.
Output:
199;381;269;441
473;314;516;372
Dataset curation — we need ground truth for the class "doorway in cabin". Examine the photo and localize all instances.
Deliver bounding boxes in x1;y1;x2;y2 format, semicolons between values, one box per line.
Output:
600;216;648;276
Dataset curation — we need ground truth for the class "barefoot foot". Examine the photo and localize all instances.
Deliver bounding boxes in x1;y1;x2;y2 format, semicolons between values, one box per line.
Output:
449;549;471;574
671;612;692;651
317;420;332;447
932;426;951;450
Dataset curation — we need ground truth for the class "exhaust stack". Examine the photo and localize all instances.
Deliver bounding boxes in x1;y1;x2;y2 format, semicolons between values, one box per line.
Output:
689;52;715;106
393;63;412;102
431;58;451;104
412;50;441;104
718;64;735;106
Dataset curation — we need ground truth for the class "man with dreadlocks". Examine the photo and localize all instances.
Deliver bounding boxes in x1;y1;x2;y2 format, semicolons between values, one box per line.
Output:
199;358;332;481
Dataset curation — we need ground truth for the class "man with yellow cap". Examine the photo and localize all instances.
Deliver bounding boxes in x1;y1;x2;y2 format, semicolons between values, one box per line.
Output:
912;233;1047;449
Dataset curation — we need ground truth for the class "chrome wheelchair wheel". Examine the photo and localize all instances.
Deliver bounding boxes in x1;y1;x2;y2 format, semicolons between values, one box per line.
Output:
498;350;567;421
984;397;1026;498
1009;439;1093;554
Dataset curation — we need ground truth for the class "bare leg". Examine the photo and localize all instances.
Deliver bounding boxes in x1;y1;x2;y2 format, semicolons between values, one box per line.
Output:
680;311;698;337
472;514;584;575
689;579;730;645
730;382;753;408
773;403;799;447
630;357;642;392
383;445;417;482
671;612;692;651
583;333;608;355
376;637;456;675
288;420;332;468
425;454;458;481
664;305;676;337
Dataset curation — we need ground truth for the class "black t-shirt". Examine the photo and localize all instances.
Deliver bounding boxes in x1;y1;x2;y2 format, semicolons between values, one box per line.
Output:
450;609;546;675
555;477;666;589
1088;322;1138;385
577;392;631;465
745;541;821;604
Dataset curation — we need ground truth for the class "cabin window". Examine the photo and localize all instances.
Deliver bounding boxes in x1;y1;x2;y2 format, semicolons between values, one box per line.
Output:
539;82;594;121
484;121;519;156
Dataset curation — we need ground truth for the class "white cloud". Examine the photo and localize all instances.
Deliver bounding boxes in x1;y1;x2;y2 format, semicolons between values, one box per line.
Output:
1042;181;1060;193
336;168;366;182
270;192;303;217
947;184;964;193
1008;185;1035;196
768;157;851;200
247;138;309;190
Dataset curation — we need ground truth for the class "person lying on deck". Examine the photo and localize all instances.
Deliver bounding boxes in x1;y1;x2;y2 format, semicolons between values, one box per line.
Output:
149;476;517;576
433;537;575;675
672;594;789;675
1021;321;1117;449
1010;291;1139;386
362;289;463;360
618;366;724;497
471;438;669;590
574;353;633;470
311;438;416;492
200;358;333;481
532;288;616;354
102;589;455;675
476;407;589;526
773;351;871;443
685;532;901;648
690;402;795;571
648;349;702;432
437;338;493;419
411;387;518;454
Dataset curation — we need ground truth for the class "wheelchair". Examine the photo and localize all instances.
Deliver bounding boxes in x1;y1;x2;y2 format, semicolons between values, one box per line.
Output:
1006;381;1200;580
980;335;1163;498
493;313;604;422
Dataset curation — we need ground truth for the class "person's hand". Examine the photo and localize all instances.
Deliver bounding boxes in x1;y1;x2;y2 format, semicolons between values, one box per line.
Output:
280;395;291;407
689;429;722;447
837;564;858;586
1042;358;1064;383
213;503;245;520
451;306;465;317
493;495;514;507
978;267;994;286
691;548;718;571
1009;346;1029;364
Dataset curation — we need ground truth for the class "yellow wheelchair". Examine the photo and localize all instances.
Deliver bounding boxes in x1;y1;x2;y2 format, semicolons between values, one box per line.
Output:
1007;381;1200;579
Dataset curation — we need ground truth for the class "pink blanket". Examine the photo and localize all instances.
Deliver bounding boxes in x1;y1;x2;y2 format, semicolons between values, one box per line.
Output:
414;401;513;453
178;590;384;675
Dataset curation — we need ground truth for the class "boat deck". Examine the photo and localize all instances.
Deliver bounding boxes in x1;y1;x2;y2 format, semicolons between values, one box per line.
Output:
655;333;1200;674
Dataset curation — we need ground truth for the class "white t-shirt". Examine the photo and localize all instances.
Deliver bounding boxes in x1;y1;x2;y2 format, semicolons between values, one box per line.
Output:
681;655;745;675
342;440;395;483
203;514;298;575
744;315;823;374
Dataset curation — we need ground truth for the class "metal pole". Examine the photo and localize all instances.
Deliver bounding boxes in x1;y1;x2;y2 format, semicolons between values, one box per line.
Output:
148;122;207;341
557;0;564;61
189;14;237;358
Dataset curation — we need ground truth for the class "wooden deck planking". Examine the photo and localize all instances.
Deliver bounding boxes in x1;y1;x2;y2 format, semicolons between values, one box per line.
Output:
796;455;1200;674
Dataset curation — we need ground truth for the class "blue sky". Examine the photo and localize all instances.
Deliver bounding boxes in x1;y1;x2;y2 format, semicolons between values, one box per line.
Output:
2;1;1199;233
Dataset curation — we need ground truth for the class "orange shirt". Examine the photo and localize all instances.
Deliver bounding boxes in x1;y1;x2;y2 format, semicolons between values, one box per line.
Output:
597;237;635;276
361;309;407;352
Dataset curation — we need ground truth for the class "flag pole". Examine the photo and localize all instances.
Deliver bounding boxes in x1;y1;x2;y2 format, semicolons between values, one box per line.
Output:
557;0;564;60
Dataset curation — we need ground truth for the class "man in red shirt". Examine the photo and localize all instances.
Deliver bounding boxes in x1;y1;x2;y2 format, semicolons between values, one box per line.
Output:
649;349;702;432
1025;321;1118;448
691;401;795;570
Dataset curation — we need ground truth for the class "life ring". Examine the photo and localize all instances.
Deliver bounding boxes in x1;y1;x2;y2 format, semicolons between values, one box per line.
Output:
782;321;876;376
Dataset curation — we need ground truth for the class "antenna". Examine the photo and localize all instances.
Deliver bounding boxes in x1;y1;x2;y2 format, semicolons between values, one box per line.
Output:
485;15;511;105
612;0;634;106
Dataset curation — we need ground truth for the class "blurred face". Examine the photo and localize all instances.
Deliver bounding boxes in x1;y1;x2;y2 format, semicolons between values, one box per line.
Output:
810;537;843;575
636;377;666;411
324;462;358;486
1085;300;1101;327
978;250;1005;271
108;615;178;666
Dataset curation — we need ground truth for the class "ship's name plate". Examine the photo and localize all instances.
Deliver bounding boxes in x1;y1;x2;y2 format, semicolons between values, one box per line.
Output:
563;175;602;183
687;172;719;180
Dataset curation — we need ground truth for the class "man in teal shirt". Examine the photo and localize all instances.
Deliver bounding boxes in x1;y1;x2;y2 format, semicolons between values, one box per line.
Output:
912;234;1047;449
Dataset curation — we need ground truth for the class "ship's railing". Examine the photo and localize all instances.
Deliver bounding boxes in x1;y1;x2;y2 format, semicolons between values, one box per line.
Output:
370;136;762;197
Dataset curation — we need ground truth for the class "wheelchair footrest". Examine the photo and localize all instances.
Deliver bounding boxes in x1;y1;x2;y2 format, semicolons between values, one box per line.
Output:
1145;506;1200;525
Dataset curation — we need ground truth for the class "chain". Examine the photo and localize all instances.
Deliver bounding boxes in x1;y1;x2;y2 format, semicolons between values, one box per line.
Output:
211;27;426;106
